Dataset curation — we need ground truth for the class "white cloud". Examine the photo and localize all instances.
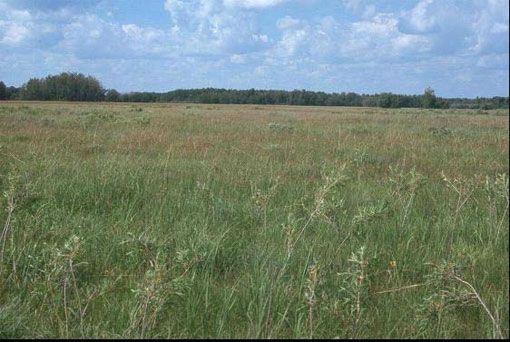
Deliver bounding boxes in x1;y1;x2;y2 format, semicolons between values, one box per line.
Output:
490;22;508;34
0;10;60;48
223;0;287;9
476;53;509;69
0;22;30;44
399;0;436;34
342;0;377;19
471;0;509;54
362;5;376;19
391;34;430;55
272;12;433;63
276;16;301;30
230;54;247;63
278;28;308;56
121;24;164;42
352;14;397;36
8;9;32;21
394;0;509;57
56;15;170;60
164;0;271;55
398;0;478;55
342;0;362;12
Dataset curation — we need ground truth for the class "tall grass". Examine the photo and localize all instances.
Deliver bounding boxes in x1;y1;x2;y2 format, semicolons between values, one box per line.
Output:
0;102;508;338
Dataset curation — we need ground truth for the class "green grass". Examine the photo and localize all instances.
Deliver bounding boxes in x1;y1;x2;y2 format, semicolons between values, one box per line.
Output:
0;102;508;338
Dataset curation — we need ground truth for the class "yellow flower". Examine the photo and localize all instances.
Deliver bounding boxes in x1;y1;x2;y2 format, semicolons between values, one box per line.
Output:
390;261;397;268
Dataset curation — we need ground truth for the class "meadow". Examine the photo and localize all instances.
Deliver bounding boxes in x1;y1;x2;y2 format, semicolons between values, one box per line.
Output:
0;101;508;338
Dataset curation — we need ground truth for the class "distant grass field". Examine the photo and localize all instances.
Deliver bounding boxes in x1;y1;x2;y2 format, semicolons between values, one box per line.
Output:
0;101;508;338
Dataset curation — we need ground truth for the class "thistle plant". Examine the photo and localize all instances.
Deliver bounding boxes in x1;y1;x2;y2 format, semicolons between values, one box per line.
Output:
276;165;349;303
483;173;509;244
127;252;188;338
0;173;16;273
388;166;426;228
441;171;477;226
293;165;349;249
281;214;297;259
252;177;280;230
441;172;480;251
352;148;369;168
415;260;504;339
53;235;87;338
337;246;371;338
305;264;319;338
351;200;387;227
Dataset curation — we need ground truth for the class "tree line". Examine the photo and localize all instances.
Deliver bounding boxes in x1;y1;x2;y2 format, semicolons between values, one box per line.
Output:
0;72;508;109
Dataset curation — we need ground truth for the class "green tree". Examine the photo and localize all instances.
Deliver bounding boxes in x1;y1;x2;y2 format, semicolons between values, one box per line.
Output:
7;86;20;100
423;87;437;108
378;93;393;108
21;78;44;100
20;72;105;101
0;81;6;100
105;89;121;102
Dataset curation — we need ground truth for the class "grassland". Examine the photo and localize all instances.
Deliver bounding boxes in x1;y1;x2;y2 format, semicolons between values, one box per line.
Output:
0;101;508;338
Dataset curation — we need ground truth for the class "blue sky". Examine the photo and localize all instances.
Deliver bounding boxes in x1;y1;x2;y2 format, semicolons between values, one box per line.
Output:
0;0;508;98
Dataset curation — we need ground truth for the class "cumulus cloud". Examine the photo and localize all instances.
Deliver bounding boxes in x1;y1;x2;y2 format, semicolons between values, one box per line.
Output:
0;22;30;44
0;12;61;48
470;0;509;54
276;15;301;30
223;0;287;9
271;12;433;64
6;9;32;21
476;53;510;69
342;0;377;19
342;0;362;12
122;24;165;43
230;54;247;63
398;0;437;34
57;15;169;59
164;0;272;55
0;0;100;49
397;0;509;56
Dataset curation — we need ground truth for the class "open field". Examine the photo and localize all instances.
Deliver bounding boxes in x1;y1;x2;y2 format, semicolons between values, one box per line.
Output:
0;101;508;338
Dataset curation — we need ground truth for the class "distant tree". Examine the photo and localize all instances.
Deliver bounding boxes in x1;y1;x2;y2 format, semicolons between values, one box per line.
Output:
21;78;44;100
378;93;393;108
422;87;437;108
362;95;378;107
105;89;121;102
0;81;6;100
6;86;20;100
7;74;509;108
20;72;105;101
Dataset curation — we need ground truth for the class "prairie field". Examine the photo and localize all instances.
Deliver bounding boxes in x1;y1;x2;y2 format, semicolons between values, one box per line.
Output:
0;101;508;338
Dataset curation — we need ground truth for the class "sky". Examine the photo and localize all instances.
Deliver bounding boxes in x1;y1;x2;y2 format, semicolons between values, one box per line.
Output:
0;0;508;98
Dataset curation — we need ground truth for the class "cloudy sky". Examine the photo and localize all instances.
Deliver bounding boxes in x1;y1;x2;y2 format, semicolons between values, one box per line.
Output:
0;0;508;97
